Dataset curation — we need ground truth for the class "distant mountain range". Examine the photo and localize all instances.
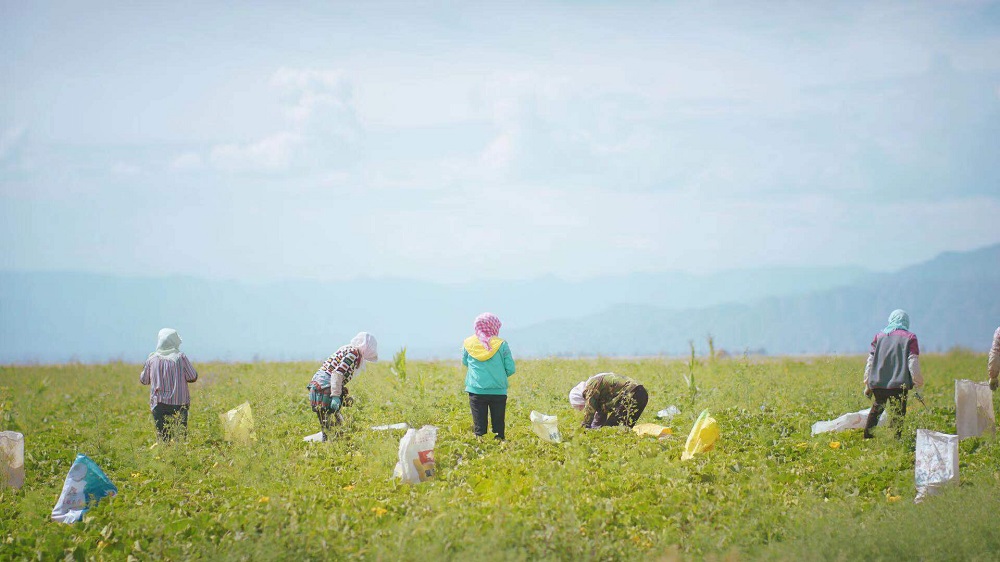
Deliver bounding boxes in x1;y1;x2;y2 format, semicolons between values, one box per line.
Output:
0;245;996;363
507;244;1000;357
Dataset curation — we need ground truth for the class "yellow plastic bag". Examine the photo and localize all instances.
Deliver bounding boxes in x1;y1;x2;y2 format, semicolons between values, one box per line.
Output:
219;402;257;442
632;423;672;439
681;409;719;460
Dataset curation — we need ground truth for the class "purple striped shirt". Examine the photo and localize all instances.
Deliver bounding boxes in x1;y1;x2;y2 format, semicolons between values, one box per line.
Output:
140;354;198;410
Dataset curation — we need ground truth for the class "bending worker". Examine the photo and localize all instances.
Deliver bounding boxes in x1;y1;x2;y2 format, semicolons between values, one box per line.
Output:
578;373;648;429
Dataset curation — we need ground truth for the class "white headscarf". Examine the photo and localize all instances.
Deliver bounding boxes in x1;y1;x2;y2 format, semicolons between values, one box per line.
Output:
569;373;609;410
150;328;183;360
350;332;378;363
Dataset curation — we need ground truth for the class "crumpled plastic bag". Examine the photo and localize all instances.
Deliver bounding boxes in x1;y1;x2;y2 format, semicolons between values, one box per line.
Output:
0;431;25;489
219;402;256;442
393;425;437;484
51;454;117;524
955;379;995;440
656;405;681;421
682;409;719;460
633;423;672;439
529;411;562;443
811;407;887;436
915;429;959;503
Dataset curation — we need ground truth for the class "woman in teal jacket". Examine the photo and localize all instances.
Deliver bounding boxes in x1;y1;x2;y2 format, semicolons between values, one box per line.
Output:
463;312;516;440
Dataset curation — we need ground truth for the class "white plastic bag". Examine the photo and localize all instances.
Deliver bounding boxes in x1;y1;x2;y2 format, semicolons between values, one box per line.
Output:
810;407;887;436
529;411;562;443
303;432;324;442
914;429;959;503
955;379;995;440
656;405;681;421
51;454;118;524
393;425;437;484
0;431;24;489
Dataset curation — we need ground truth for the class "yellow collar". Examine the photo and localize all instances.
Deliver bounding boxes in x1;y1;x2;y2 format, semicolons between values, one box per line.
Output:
464;336;504;361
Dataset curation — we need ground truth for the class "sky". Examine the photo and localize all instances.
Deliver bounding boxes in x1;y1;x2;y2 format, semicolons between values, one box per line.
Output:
1;1;999;283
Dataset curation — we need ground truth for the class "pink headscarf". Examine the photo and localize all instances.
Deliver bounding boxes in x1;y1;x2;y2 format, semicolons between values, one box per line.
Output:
474;313;502;351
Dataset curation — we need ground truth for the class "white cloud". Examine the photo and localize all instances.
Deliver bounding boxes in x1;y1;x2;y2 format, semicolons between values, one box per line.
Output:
209;132;301;172
170;152;203;171
200;68;360;174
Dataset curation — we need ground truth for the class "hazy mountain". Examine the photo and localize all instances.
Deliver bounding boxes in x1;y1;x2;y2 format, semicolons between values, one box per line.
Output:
0;263;872;363
505;244;1000;357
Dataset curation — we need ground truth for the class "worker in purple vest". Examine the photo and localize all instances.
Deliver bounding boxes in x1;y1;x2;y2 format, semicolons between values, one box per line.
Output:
862;309;923;438
988;327;999;391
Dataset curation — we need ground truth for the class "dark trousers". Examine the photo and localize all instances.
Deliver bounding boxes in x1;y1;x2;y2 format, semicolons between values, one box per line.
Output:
469;393;507;440
864;388;908;439
600;385;649;428
152;403;189;441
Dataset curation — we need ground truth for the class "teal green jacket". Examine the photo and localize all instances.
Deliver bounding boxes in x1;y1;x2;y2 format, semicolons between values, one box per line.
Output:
462;336;516;395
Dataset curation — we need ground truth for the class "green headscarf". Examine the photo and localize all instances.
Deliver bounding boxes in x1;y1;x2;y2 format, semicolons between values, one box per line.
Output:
882;309;910;334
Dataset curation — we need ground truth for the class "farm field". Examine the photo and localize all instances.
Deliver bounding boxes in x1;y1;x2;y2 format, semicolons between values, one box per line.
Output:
1;352;999;561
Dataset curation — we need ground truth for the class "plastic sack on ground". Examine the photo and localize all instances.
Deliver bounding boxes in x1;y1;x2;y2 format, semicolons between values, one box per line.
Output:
529;411;562;443
915;429;959;503
656;405;681;421
955;379;995;440
0;431;25;489
393;425;437;484
633;423;672;439
811;408;887;436
51;454;118;524
219;402;256;442
303;431;324;442
682;409;719;460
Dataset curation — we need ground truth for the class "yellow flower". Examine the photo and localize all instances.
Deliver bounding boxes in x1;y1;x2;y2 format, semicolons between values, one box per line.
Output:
371;507;387;516
259;496;270;503
795;442;808;450
829;442;841;449
131;472;141;479
343;485;355;491
887;495;901;503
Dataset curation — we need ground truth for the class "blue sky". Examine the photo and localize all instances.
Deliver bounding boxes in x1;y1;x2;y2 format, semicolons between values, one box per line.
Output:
2;1;998;282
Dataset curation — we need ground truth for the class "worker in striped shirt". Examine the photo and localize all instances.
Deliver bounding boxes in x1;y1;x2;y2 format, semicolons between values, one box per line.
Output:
140;328;198;441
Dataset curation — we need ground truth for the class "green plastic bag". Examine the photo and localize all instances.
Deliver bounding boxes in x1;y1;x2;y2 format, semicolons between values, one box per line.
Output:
51;454;118;523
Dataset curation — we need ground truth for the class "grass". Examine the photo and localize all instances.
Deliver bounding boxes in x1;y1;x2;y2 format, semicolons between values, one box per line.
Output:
0;350;998;560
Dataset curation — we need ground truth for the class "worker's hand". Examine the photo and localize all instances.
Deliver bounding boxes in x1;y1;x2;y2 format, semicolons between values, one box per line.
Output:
991;378;998;391
864;387;873;398
343;395;355;407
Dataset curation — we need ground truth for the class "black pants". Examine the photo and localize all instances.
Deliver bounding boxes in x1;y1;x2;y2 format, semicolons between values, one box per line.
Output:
864;388;908;439
599;385;649;428
152;403;189;441
469;393;507;440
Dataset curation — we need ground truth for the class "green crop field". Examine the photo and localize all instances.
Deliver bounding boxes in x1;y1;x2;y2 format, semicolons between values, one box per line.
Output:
1;352;999;561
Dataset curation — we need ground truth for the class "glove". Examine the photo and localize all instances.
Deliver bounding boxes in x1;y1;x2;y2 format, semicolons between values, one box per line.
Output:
991;378;998;391
343;395;355;407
